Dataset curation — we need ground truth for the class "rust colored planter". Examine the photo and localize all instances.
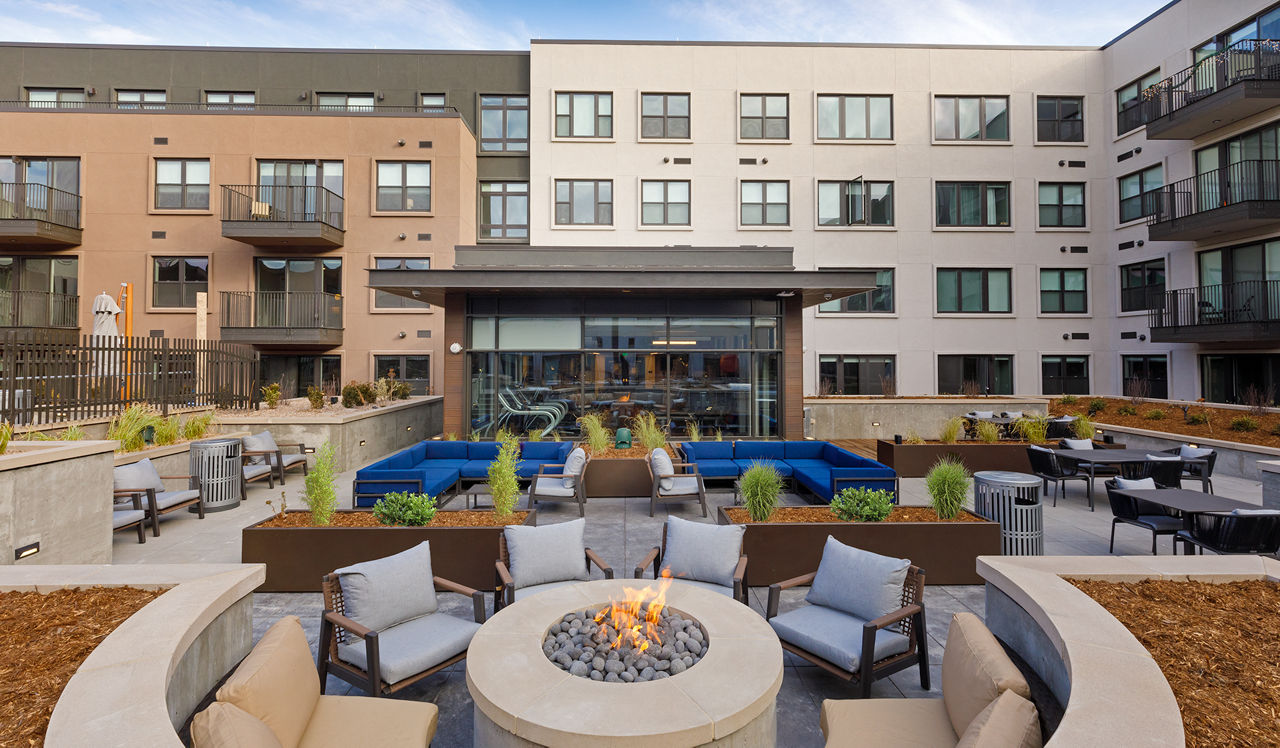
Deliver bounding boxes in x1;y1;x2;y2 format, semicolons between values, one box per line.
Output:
584;457;651;498
242;509;537;592
876;439;1125;477
717;506;1000;585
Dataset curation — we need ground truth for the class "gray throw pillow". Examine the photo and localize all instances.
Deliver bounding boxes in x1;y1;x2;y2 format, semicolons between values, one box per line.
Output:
661;516;744;588
1230;508;1280;516
973;411;994;419
650;448;675;491
243;431;280;466
504;518;588;588
1179;445;1213;459
335;540;437;632
1115;477;1156;490
1062;438;1093;450
1145;453;1181;461
806;536;909;622
113;458;164;492
562;447;588;489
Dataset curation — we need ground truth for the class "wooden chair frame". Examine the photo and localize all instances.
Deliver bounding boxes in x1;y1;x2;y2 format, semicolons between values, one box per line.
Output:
112;473;204;537
493;534;613;610
318;572;486;697
634;523;748;604
645;453;709;518
766;565;928;699
527;457;589;517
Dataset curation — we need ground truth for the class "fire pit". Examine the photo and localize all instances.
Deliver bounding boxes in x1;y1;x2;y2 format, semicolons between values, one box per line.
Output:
468;578;782;747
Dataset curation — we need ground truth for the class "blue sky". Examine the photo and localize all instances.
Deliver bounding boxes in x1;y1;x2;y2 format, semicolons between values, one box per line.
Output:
2;0;1167;49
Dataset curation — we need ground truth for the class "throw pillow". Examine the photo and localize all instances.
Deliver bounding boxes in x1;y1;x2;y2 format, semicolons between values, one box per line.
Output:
113;458;165;495
334;541;437;632
504;518;588;588
1062;438;1093;450
1115;477;1156;490
650;448;675;491
215;616;318;748
562;447;588;489
1002;411;1023;419
974;411;995;419
1230;508;1280;516
243;431;280;466
661;516;744;588
806;536;909;622
191;702;283;748
1179;445;1213;459
956;689;1042;748
1145;453;1181;461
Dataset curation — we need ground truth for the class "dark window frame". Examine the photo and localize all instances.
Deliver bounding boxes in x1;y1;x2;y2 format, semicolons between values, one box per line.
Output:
374;354;432;395
936;268;1013;314
817;269;895;314
937;354;1014;395
554;92;613;138
154;158;210;210
554;179;613;225
640;179;691;226
934;95;1009;141
1041;355;1091;395
935;181;1011;227
152;256;209;309
1039;268;1089;314
478;94;529;152
373;257;431;309
1119;258;1166;312
1123;354;1169;400
479;181;529;240
740;180;790;226
1036;96;1084;142
375;161;431;212
1038;182;1086;228
640;93;691;139
739;94;790;140
818;354;896;395
1118;164;1163;222
815;94;893;140
1116;69;1161;134
817;180;894;226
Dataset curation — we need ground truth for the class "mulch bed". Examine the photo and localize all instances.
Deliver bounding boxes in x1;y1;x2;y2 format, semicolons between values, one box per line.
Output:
587;446;654;459
723;506;986;524
0;586;165;746
1052;396;1280;449
1069;579;1280;748
258;510;530;528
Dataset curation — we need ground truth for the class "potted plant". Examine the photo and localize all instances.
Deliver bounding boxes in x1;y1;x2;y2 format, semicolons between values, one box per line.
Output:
925;456;972;519
740;462;783;522
578;411;660;498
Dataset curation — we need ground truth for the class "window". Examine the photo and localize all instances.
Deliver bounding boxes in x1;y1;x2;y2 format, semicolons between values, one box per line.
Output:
480;182;529;240
555;92;612;138
818;180;894;226
420;93;446;109
554;180;612;225
152;257;208;308
26;88;85;108
818;269;894;313
0;256;78;327
1123;355;1168;400
1119;165;1163;222
1036;96;1083;142
206;91;254;110
935;182;1010;227
1120;259;1165;312
117;90;165;110
1116;70;1160;134
934;96;1008;141
316;93;374;111
375;354;431;395
376;162;430;211
1040;268;1088;313
740;94;788;139
373;258;430;309
740;181;789;225
1038;182;1086;227
816;95;892;139
155;159;210;210
818;355;895;395
479;95;528;152
936;268;1011;313
938;355;1013;395
1042;356;1090;395
640;180;690;226
640;93;690;139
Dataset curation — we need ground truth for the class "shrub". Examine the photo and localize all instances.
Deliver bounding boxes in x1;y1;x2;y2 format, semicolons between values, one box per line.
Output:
1230;416;1259;432
904;430;925;445
181;412;217;441
1187;412;1209;425
303;442;338;526
153;415;180;446
938;417;963;444
1071;414;1095;442
373;491;438;527
631;411;666;450
307;385;325;410
58;424;86;441
959;379;984;397
1144;409;1167;421
830;486;894;523
444;432;458;441
526;429;543;442
106;405;162;452
1240;383;1275;417
488;430;522;518
975;421;1001;443
578;413;612;453
469;430;483;441
1011;415;1048;444
341;383;362;408
261;382;282;409
685;420;701;442
22;429;53;441
356;381;377;405
391;381;412;400
740;462;783;522
1116;405;1138;416
373;377;393;404
1087;398;1107;415
714;429;724;442
551;431;563;442
925;457;971;520
1058;395;1079;405
0;421;10;455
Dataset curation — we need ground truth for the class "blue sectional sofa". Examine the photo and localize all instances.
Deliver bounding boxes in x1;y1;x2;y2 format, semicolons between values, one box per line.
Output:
680;440;896;504
353;440;572;507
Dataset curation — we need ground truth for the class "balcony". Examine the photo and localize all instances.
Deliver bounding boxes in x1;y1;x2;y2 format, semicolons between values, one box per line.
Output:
1147;160;1280;242
0;289;79;333
219;291;343;348
220;185;344;248
0;183;82;247
1149;279;1280;344
1141;39;1280;140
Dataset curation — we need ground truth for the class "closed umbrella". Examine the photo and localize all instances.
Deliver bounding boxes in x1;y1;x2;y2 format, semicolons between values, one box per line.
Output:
92;291;121;380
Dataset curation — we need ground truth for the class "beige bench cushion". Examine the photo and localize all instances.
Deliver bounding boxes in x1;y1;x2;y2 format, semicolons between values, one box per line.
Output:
956;690;1042;748
300;695;438;748
217;616;320;748
192;702;283;748
820;698;957;748
942;612;1031;736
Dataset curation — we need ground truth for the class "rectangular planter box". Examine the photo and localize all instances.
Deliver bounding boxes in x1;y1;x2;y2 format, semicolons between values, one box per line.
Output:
717;506;1001;585
584;457;651;498
242;509;536;592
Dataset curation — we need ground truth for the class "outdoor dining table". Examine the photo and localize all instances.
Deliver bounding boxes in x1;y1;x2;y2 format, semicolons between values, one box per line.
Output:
1052;448;1211;509
1111;489;1257;549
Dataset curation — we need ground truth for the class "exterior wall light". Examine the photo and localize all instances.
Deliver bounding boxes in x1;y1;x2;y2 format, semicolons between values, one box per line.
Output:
15;542;39;560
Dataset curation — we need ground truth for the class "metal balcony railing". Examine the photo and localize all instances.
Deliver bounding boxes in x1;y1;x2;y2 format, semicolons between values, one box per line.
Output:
0;182;82;229
1149;279;1280;330
1147;159;1280;225
0;100;460;116
1133;39;1280;127
0;289;79;328
220;291;342;330
221;184;344;230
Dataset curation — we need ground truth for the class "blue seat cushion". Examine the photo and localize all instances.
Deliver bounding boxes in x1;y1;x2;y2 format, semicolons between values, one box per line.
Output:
693;459;740;478
685;441;733;460
424;441;468;460
768;604;909;671
734;441;785;461
734;458;792;477
468;442;501;460
420;458;468;472
354;468;458;507
521;442;567;461
461;460;493;479
785;459;831;472
784;441;826;460
792;465;832;497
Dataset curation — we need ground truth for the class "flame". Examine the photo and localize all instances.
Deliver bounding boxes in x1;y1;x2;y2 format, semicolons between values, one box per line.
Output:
593;570;673;651
618;393;631;402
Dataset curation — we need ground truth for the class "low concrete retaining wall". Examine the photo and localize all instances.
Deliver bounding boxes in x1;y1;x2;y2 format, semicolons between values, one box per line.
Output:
112;431;251;475
218;396;443;472
805;397;1050;441
1093;422;1280;481
0;441;117;565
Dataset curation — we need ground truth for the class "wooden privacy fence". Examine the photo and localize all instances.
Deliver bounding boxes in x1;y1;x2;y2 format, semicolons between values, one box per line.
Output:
0;332;259;425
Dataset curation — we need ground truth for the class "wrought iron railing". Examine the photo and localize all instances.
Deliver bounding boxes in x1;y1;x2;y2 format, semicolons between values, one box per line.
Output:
1125;38;1280;129
0;290;79;328
220;184;344;230
1149;279;1280;329
0;182;82;229
1148;159;1280;225
220;291;343;330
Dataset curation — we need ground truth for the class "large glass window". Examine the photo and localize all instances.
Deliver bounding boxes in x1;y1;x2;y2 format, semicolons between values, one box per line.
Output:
1042;356;1089;395
155;159;210;210
316;93;374;111
935;182;1009;227
207;91;254;110
26;88;85;108
937;268;1012;313
816;95;892;139
741;181;789;226
479;95;528;152
938;355;1013;395
376;162;430;211
1119;165;1163;222
1116;70;1160;134
1120;259;1165;312
1038;183;1085;227
641;180;690;226
555;92;612;138
1123;355;1168;400
152;257;208;308
740;94;789;139
420;93;446;109
1036;96;1083;142
554;180;612;225
818;355;895;395
480;182;529;240
818;269;894;313
0;255;78;327
934;96;1008;141
117;90;165;109
640;93;690;139
253;258;342;328
1040;268;1087;313
373;258;430;309
375;354;430;395
818;180;893;226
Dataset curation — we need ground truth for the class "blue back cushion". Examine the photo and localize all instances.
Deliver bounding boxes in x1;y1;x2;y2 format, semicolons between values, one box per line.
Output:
425;441;468;460
686;441;733;460
469;442;501;460
823;443;864;467
522;441;565;460
784;441;825;459
735;441;785;460
382;450;414;469
409;442;428;464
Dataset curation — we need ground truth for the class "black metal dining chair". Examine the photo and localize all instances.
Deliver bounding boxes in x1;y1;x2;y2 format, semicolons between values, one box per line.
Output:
1175;512;1280;555
1118;456;1184;488
1158;446;1217;492
1103;479;1182;555
1026;446;1089;506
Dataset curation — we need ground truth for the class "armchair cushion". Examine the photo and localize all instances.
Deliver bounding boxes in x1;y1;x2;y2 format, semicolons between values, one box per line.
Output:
154;488;200;510
112;508;147;529
215;615;318;748
659;476;701;496
513;580;579;601
300;695;438;748
806;536;909;622
1115;477;1156;490
1062;438;1093;450
113;458;164;492
531;476;576;498
650;448;675;491
244;464;273;481
820;698;957;747
661;516;744;587
191;702;283;748
563;446;587;488
942;612;1031;737
956;689;1042;748
671;579;734;597
769;605;910;670
336;611;481;685
334;541;437;632
503;518;588;589
243;431;280;465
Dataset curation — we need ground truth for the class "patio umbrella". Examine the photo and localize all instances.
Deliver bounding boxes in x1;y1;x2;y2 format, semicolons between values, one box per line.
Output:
91;291;122;380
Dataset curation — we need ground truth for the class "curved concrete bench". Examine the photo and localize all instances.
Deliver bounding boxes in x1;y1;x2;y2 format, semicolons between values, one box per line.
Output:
979;555;1280;747
0;563;265;747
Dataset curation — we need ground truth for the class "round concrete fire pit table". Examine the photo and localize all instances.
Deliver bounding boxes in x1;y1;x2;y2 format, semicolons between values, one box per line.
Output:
467;578;783;747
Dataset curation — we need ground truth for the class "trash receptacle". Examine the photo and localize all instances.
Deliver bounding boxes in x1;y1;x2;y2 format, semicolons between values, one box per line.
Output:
973;470;1043;556
190;437;243;512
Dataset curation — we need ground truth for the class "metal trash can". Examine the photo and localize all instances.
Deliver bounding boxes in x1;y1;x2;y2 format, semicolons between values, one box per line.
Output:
973;471;1043;556
190;437;243;512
